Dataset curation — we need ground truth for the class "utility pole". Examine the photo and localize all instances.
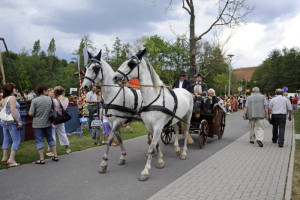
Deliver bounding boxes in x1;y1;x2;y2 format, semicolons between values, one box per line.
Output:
227;54;234;97
0;46;6;85
245;75;248;95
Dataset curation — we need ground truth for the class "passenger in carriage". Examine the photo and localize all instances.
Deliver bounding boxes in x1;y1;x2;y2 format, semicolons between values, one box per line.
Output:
172;71;191;91
190;73;208;98
207;88;219;110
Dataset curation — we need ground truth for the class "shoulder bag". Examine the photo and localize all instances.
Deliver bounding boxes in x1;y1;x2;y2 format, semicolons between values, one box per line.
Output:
49;97;57;123
0;96;15;124
52;99;71;124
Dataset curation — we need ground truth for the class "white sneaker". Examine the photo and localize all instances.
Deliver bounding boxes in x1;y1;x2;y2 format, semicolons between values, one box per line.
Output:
46;152;54;157
66;149;72;154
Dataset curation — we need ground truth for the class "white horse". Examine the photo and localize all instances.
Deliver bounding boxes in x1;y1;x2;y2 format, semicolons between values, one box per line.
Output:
82;50;164;173
113;49;194;181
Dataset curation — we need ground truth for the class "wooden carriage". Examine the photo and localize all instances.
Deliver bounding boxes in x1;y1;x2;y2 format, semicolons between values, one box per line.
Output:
160;98;226;149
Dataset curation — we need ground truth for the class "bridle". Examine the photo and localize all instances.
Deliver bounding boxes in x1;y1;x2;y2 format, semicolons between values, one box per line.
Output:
116;55;140;82
83;58;103;84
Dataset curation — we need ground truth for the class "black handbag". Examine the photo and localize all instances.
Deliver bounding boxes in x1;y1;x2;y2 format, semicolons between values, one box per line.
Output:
49;98;71;124
49;97;57;123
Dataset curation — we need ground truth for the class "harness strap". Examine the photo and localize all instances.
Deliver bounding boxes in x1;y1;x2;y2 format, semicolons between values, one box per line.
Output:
128;87;138;110
164;88;178;128
104;104;137;114
141;105;191;126
138;86;163;115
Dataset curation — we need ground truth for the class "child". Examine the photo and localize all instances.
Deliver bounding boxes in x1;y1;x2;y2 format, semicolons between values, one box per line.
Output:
91;113;102;146
102;112;111;144
102;113;118;146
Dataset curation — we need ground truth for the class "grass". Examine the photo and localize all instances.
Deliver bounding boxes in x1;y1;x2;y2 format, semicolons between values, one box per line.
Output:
0;122;148;170
292;110;300;199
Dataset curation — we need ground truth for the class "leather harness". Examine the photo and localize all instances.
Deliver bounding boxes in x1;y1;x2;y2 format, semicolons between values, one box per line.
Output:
83;58;140;123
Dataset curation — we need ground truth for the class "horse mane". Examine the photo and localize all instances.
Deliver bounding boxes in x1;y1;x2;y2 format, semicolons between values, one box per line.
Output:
143;58;164;93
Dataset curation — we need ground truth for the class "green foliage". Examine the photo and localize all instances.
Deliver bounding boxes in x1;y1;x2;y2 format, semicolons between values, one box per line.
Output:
32;39;41;56
1;49;78;93
47;38;56;56
251;48;300;94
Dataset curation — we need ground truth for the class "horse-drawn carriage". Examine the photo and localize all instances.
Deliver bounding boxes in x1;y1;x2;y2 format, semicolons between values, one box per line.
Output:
161;96;226;148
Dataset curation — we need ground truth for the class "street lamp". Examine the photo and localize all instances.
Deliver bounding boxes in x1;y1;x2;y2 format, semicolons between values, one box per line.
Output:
227;54;234;97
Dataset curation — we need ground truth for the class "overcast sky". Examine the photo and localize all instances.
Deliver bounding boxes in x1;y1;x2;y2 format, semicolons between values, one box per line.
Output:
1;0;300;69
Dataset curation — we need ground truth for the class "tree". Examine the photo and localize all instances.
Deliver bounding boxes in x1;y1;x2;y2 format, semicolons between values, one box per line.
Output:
47;38;56;56
169;0;253;78
73;34;96;70
32;39;41;56
110;37;123;70
251;48;300;94
47;38;56;70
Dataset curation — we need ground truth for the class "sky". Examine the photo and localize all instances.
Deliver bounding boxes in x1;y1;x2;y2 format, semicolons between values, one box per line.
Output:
0;0;300;69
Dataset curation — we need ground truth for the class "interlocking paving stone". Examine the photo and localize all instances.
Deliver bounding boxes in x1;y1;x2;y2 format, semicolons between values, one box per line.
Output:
148;120;293;200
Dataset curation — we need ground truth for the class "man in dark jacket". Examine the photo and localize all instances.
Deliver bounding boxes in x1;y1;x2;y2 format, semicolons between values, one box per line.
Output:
190;73;208;98
172;71;191;91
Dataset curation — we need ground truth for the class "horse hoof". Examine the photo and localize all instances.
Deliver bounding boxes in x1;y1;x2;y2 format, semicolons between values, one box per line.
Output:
118;159;126;165
98;165;107;174
175;151;181;156
138;174;149;181
180;155;186;160
156;162;164;169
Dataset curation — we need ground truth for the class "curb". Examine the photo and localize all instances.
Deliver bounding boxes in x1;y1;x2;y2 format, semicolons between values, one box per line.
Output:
285;119;295;200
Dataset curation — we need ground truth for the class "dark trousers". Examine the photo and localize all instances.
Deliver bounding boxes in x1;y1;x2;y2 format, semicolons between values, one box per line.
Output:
88;105;98;128
272;114;287;145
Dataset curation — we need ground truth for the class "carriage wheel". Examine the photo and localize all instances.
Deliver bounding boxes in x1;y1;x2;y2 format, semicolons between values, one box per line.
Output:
198;120;209;149
218;113;226;139
161;127;174;145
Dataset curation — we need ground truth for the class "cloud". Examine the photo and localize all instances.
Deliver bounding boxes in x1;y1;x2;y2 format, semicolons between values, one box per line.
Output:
1;0;300;68
250;0;300;24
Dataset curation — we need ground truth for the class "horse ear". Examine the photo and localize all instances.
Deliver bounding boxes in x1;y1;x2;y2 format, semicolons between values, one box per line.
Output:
87;51;93;59
136;48;146;60
95;50;102;61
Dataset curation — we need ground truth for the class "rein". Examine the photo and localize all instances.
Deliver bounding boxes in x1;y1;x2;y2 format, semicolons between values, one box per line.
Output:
116;58;191;128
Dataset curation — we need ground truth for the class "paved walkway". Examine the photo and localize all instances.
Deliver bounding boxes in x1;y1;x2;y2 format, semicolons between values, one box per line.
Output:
148;119;294;200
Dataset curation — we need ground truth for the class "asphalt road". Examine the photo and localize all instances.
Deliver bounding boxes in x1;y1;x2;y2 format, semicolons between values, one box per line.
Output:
0;111;248;200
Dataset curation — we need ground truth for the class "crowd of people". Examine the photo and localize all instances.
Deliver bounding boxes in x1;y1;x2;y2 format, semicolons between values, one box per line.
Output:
0;73;298;167
172;71;298;149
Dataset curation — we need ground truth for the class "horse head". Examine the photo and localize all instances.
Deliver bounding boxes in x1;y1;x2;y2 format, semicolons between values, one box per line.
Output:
82;50;103;92
113;48;146;84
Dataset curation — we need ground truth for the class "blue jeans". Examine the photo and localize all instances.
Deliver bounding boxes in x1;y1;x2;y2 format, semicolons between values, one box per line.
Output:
34;126;56;150
2;125;21;151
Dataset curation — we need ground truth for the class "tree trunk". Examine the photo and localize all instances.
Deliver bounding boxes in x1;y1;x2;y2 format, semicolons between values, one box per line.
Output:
189;5;196;80
0;47;6;85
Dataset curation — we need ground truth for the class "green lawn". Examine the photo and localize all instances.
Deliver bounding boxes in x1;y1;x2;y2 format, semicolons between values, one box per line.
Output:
292;110;300;199
0;122;148;170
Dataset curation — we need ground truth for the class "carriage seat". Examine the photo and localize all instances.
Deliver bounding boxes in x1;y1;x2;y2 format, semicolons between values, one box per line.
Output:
193;96;213;114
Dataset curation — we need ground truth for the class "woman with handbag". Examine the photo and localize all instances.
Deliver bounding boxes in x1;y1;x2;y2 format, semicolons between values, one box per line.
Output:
50;86;71;154
29;85;58;164
0;83;22;167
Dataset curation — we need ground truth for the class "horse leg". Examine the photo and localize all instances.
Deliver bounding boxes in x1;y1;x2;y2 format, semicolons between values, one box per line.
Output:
115;130;126;165
155;143;164;169
181;122;194;144
173;124;181;156
139;128;161;181
99;130;116;173
181;115;192;160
